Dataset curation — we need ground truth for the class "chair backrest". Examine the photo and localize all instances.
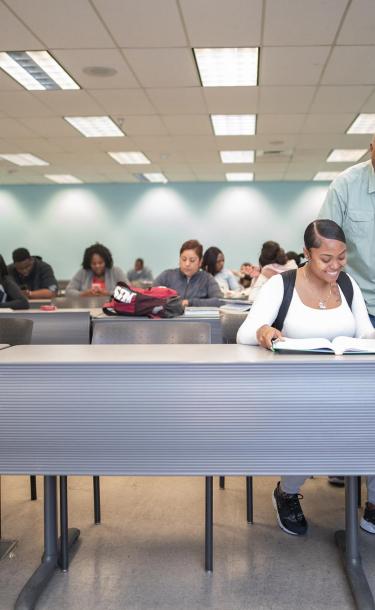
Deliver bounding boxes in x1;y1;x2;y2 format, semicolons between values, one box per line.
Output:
0;318;33;345
92;320;211;345
219;307;249;344
52;296;108;309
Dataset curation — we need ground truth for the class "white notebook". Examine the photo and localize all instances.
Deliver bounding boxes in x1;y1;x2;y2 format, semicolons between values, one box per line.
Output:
271;336;375;355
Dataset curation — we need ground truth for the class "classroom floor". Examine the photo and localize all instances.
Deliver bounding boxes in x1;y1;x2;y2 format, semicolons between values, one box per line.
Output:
0;475;374;610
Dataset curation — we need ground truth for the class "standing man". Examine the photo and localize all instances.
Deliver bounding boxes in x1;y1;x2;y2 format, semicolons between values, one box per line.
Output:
319;136;375;325
8;248;58;300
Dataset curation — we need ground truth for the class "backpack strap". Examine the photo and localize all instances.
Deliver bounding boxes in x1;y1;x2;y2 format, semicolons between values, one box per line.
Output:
337;271;353;309
272;269;297;331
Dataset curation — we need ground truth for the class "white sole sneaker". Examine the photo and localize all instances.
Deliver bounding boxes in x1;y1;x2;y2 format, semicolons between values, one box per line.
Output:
360;517;375;534
272;490;299;536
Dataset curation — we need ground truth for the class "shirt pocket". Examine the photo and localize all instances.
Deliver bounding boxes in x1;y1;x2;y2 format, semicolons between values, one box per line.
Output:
345;210;374;237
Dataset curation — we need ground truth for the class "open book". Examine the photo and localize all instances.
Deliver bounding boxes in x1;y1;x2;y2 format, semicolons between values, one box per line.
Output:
272;336;375;355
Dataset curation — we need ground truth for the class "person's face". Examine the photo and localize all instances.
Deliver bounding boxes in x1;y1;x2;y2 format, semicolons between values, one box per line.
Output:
242;264;252;275
135;260;143;272
90;253;106;277
215;253;225;273
304;238;347;284
15;257;34;278
179;249;201;278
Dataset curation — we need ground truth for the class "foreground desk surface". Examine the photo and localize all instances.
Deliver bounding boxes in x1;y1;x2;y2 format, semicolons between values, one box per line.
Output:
1;344;375;476
0;310;91;344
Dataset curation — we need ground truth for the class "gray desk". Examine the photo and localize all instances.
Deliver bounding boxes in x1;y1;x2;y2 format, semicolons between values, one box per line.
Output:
0;344;374;609
0;310;91;344
92;312;223;343
0;344;9;349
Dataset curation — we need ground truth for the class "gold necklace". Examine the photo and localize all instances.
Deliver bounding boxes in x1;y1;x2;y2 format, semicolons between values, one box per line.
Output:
303;266;332;309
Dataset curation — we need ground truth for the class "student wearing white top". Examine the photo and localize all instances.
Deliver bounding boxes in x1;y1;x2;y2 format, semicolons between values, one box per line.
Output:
237;219;375;536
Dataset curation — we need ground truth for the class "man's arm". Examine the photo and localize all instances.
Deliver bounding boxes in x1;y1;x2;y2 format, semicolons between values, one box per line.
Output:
28;262;58;299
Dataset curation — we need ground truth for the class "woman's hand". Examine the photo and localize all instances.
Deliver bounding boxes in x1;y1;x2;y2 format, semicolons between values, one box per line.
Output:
256;325;284;350
181;299;189;307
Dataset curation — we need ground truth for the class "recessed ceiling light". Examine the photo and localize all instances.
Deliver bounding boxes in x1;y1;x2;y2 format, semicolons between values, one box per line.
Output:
64;116;124;137
194;47;258;87
327;149;367;162
347;114;375;134
108;151;151;164
143;173;168;183
0;153;49;166
45;174;83;184
0;51;79;90
226;172;254;181
211;114;256;136
313;172;340;181
220;150;255;163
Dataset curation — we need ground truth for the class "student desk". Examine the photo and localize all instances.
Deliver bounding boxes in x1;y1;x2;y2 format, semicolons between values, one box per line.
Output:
92;311;224;343
0;344;9;349
0;310;91;344
0;344;374;610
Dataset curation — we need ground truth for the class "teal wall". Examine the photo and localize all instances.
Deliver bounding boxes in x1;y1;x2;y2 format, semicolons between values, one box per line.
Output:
0;182;329;279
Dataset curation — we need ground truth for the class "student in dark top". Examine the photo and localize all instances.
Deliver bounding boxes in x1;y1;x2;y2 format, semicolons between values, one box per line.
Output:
8;248;58;299
0;255;29;309
154;239;222;307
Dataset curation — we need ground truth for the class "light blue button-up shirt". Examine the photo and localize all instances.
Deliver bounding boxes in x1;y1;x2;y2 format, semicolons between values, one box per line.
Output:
319;160;375;315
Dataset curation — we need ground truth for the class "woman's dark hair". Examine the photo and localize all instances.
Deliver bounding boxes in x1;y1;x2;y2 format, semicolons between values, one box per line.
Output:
286;251;304;266
259;241;288;267
304;219;346;249
180;239;203;260
201;246;223;276
82;243;113;270
0;255;8;279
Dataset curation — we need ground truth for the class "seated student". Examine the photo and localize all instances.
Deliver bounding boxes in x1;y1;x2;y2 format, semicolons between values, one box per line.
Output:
66;243;127;297
247;241;297;302
8;248;58;299
127;258;153;283
237;219;375;536
154;239;222;307
201;246;239;295
0;255;28;309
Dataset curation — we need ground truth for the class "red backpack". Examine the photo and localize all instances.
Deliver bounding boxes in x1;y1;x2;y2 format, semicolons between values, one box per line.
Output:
103;281;184;318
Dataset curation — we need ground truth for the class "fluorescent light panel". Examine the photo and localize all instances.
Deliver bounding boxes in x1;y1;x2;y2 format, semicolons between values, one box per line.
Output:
313;172;340;181
211;114;256;136
327;149;367;162
220;150;255;163
108;151;151;164
0;153;48;166
226;172;254;181
194;47;258;87
64;116;124;138
347;114;375;134
0;51;79;90
143;173;168;183
45;174;82;184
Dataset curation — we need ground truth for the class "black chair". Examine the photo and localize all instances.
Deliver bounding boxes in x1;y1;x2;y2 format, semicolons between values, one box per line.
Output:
0;318;34;559
219;306;254;524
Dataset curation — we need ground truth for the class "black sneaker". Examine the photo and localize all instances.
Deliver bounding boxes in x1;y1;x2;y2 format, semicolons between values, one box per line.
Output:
360;503;375;534
328;476;345;487
272;482;308;536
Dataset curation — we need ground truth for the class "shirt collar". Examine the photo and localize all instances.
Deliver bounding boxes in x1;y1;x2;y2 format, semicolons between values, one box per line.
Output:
368;161;375;194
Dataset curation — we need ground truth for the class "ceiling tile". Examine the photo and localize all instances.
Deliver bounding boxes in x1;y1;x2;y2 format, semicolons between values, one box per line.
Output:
257;114;305;134
260;47;330;85
0;118;37;138
93;0;187;47
337;0;375;44
162;115;212;135
32;91;105;115
264;0;347;45
0;2;44;50
0;69;24;91
146;88;207;114
258;87;316;113
123;48;200;88
19;117;79;137
89;89;156;115
360;90;375;112
322;46;375;85
52;49;139;89
8;0;114;48
302;113;354;133
122;116;168;136
0;92;54;118
179;0;262;46
0;138;65;153
203;87;258;113
310;86;374;113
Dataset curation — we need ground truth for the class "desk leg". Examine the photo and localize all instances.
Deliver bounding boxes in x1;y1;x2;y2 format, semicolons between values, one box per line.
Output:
205;476;213;573
15;476;80;610
335;476;375;610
